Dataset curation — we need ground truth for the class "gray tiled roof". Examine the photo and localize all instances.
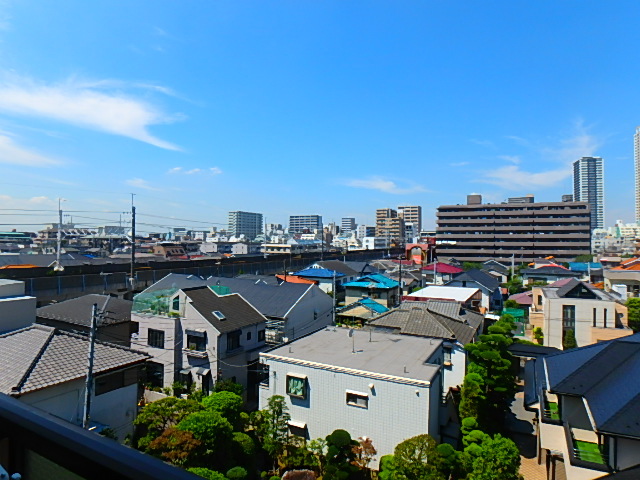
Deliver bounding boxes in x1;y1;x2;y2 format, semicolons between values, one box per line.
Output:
143;273;313;318
449;269;500;292
37;294;132;327
183;286;267;334
370;300;482;345
0;325;149;395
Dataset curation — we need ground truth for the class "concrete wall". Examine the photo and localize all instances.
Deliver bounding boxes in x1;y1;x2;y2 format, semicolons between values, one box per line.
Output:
260;358;438;469
560;395;591;430
615;437;640;470
442;343;467;393
0;295;36;333
0;279;26;297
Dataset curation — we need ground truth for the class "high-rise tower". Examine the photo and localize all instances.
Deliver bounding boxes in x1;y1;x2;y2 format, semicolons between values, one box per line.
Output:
635;127;640;223
573;156;604;230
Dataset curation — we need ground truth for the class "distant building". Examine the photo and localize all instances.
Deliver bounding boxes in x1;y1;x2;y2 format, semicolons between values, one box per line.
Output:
228;211;263;240
356;225;376;239
562;194;574;202
289;215;323;233
573;156;604;230
635;127;640;223
507;194;535;204
341;217;356;234
375;208;404;245
398;205;422;233
436;194;591;264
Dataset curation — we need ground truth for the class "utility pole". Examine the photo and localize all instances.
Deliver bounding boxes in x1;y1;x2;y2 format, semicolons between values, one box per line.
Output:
53;198;65;272
397;255;403;306
82;303;98;429
130;194;136;291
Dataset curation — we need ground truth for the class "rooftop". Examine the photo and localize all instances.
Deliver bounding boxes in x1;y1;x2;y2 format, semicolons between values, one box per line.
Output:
343;273;400;290
406;285;480;303
37;294;132;327
262;327;442;385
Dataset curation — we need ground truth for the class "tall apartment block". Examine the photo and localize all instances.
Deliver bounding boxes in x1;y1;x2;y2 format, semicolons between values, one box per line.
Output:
357;225;376;239
573;156;604;230
341;217;356;234
635;127;640;223
436;194;591;264
376;208;405;245
398;205;422;233
289;215;323;233
227;211;263;239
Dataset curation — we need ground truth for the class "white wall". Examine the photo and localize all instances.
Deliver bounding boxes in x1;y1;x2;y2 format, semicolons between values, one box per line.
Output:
615;437;640;470
260;359;438;469
134;313;180;389
0;295;36;333
544;298;616;349
285;286;333;340
0;279;26;297
442;343;467;393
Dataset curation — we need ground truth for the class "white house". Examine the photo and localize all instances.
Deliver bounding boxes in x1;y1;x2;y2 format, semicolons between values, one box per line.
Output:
446;269;503;311
133;285;268;397
259;328;444;468
0;279;36;334
0;324;149;441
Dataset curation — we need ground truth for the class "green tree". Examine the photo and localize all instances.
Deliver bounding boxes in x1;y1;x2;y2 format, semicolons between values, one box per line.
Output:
187;467;227;480
627;298;640;332
177;410;234;468
378;455;397;480
324;429;360;480
146;428;201;466
533;327;544;345
134;397;204;450
214;378;244;396
574;254;593;263
226;466;248;479
463;262;483;271
253;395;291;473
202;391;244;427
503;299;519;309
466;434;522;480
563;329;577;350
459;373;485;420
393;434;444;480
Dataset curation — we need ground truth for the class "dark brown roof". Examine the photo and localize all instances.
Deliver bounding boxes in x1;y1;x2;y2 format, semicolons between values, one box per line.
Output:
183;286;267;333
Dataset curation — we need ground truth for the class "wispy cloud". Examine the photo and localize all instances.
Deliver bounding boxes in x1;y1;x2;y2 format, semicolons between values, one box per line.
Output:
167;166;223;175
480;165;572;190
0;74;183;150
498;155;521;164
125;178;160;191
345;176;426;194
470;139;494;148
0;134;62;166
450;161;469;167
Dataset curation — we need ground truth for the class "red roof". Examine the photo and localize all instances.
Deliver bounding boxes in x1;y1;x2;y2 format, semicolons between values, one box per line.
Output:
276;274;317;285
421;262;464;274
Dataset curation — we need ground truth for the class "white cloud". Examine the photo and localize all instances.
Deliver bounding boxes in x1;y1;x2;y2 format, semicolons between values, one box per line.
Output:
345;176;426;194
125;178;160;191
168;166;223;176
210;167;222;175
185;168;202;174
498;155;521;164
450;161;469;167
0;134;61;166
0;74;182;150
544;120;600;163
479;165;572;190
167;167;182;174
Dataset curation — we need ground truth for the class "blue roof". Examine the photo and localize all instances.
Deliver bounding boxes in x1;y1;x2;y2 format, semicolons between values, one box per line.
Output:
343;273;399;289
359;297;390;313
568;262;602;272
293;267;345;279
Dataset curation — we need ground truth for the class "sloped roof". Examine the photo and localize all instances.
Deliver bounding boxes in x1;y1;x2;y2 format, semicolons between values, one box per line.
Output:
0;325;149;396
37;294;132;327
422;262;464;274
568;262;602;273
482;260;510;274
449;269;500;291
338;298;389;319
370;300;482;344
508;291;533;305
544;334;640;437
343;273;399;290
407;285;480;303
142;273;316;319
183;286;267;333
520;266;581;276
293;267;346;279
314;260;359;277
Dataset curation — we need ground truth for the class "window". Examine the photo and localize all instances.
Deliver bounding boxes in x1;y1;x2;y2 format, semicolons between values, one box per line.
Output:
145;362;164;388
562;305;576;329
593;308;597;327
443;347;452;366
227;331;241;351
95;367;138;396
286;375;307;399
148;329;165;348
258;330;265;342
172;296;179;311
187;334;206;351
246;331;252;341
603;309;607;328
346;391;369;409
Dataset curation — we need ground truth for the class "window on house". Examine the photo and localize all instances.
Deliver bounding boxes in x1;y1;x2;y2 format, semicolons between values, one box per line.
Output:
603;309;607;328
537;295;542;306
187;334;206;351
172;296;180;311
286;375;307;399
227;331;241;351
562;305;576;329
148;329;165;348
258;330;265;342
95;367;138;396
593;308;597;327
346;391;369;409
246;331;252;341
443;347;452;365
145;362;164;388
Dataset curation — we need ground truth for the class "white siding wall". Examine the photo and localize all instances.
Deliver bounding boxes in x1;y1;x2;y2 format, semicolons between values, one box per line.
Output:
545;299;616;349
0;295;36;333
260;359;437;469
285;286;333;340
442;344;466;393
135;313;180;389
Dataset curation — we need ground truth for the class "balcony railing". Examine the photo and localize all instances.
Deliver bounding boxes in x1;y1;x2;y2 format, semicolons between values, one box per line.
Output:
0;393;199;480
540;390;561;424
563;422;610;472
183;348;208;358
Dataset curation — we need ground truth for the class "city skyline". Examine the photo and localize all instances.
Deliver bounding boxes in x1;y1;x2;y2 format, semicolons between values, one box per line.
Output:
0;2;639;232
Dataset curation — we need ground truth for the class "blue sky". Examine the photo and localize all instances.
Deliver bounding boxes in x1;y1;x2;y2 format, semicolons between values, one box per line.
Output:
0;1;638;233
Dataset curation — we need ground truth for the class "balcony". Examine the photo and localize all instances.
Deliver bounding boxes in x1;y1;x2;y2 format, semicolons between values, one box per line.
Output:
541;390;561;424
564;423;610;472
0;393;198;480
183;348;208;358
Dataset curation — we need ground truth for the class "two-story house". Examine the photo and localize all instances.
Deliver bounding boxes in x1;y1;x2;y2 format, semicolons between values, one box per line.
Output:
446;269;503;312
343;273;400;308
133;285;268;396
259;327;444;468
525;334;640;479
529;279;632;349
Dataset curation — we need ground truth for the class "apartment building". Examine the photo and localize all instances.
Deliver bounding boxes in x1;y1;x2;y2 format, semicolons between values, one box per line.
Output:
375;208;405;245
289;215;323;233
341;217;356;234
398;205;422;233
228;211;263;239
573;157;605;230
436;194;591;264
